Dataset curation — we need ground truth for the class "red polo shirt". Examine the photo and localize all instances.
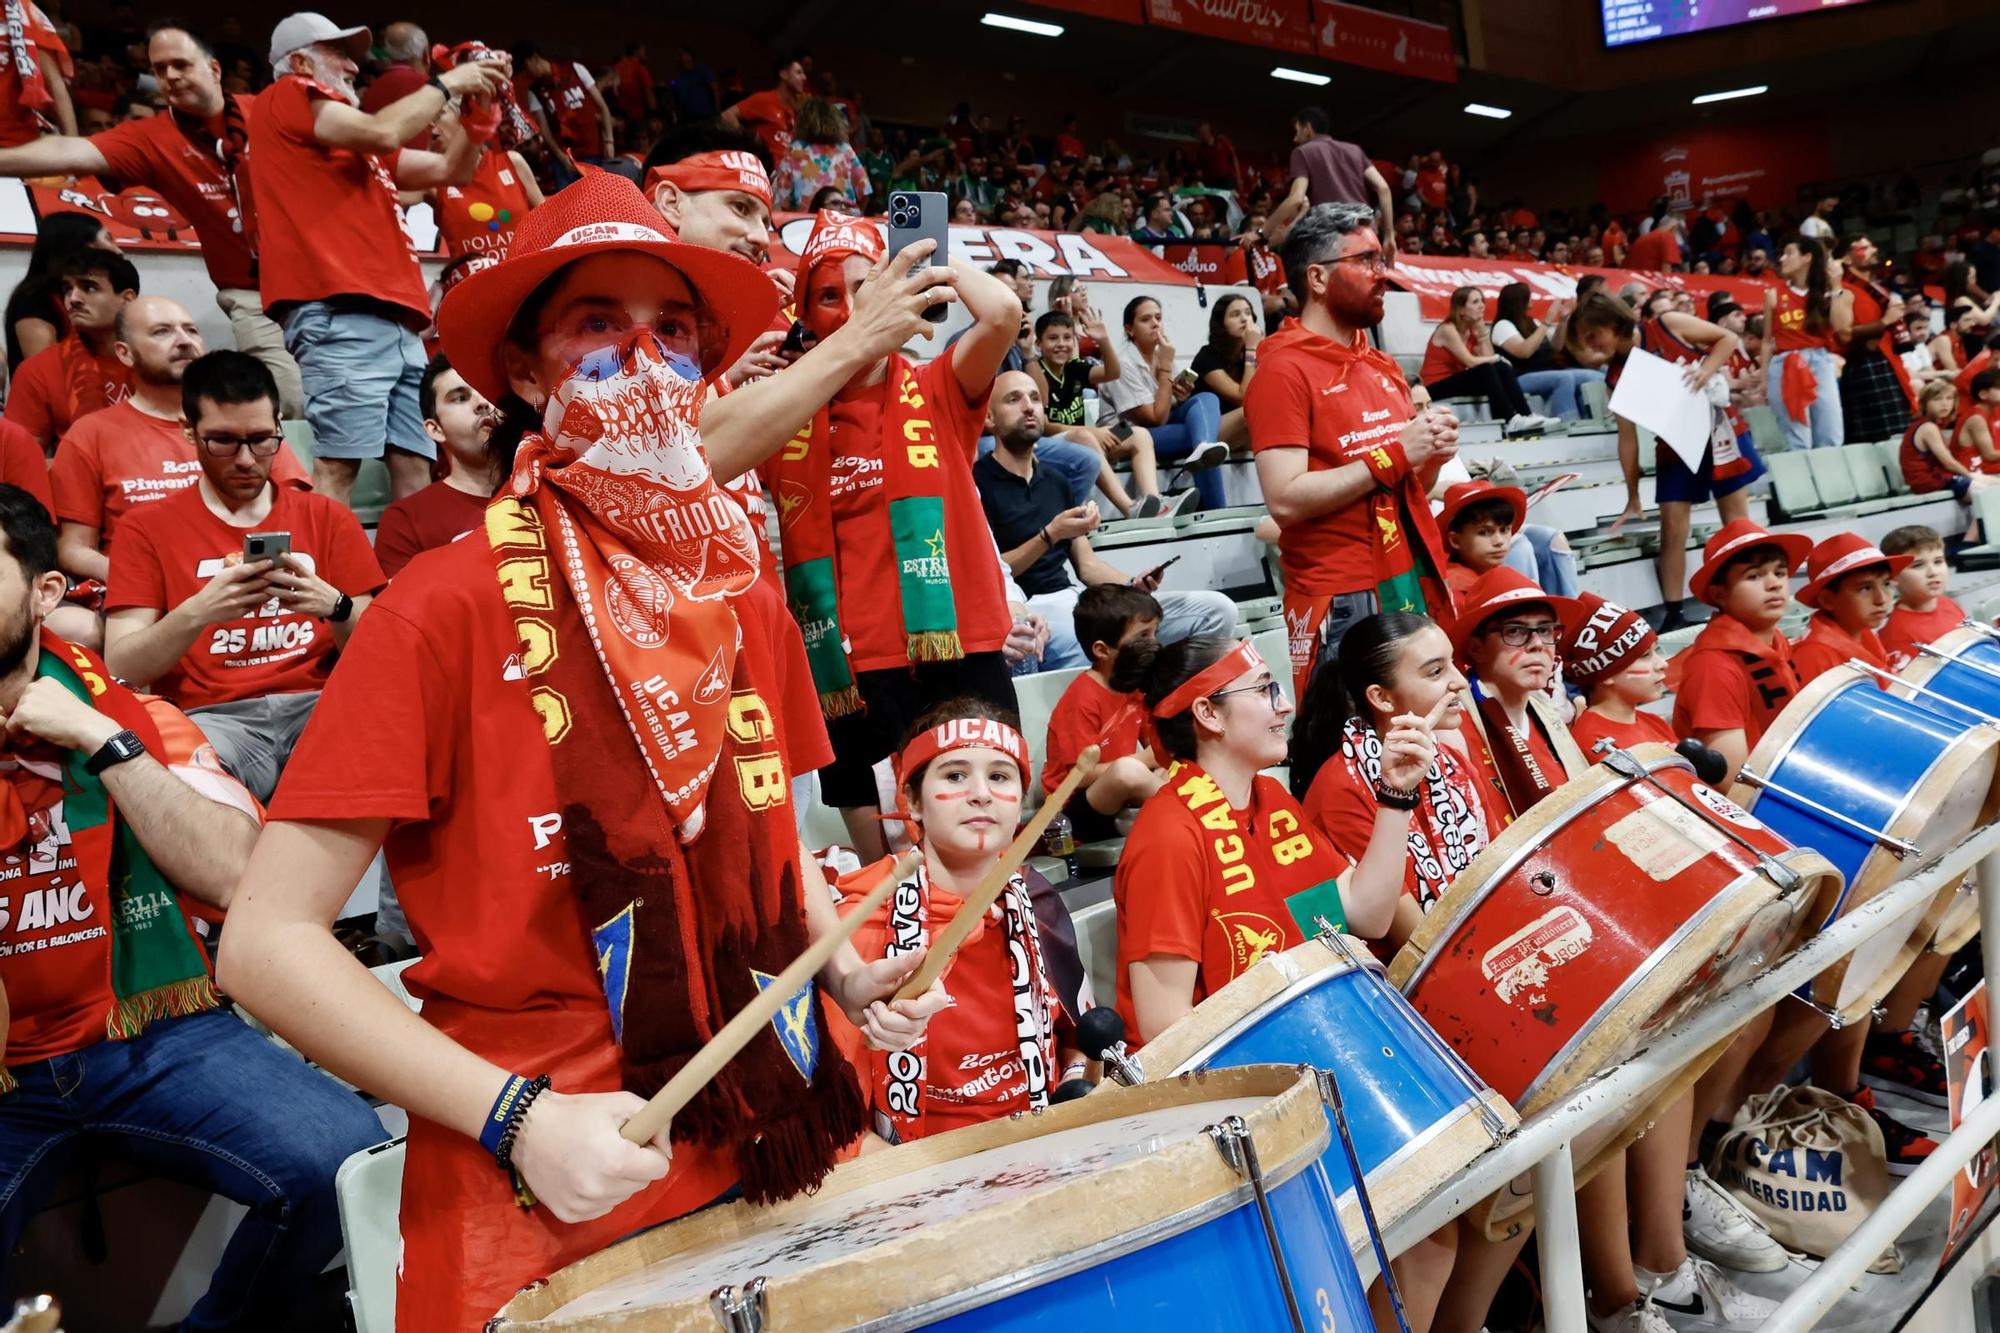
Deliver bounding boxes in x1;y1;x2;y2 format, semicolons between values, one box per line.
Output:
91;98;257;291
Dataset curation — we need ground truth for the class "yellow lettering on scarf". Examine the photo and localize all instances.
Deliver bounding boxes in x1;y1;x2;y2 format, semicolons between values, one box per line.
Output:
485;501;544;550
897;372;925;410
1220;860;1256;896
1214;833;1245;863
516;617;558;676
497;556;554;610
735;753;787;810
529;686;572;743
64;644;106;697
726;690;776;743
1198;803;1236;832
1175;770;1224;810
902;416;938;469
1265;807;1315;866
782;421;813;463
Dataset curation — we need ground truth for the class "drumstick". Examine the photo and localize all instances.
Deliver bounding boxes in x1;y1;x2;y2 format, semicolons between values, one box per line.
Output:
893;743;1103;1001
619;848;919;1146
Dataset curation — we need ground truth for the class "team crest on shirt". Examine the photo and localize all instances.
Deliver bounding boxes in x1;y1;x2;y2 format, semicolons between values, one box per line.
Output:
1214;911;1287;976
753;968;819;1081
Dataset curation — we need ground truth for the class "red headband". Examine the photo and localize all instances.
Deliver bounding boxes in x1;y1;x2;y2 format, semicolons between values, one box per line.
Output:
896;716;1030;797
644;151;773;210
1153;640;1264;719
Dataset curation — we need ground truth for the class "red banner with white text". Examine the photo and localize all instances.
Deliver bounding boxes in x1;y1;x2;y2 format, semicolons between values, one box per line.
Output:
1595;124;1832;216
772;214;1197;285
1143;0;1316;55
1386;254;1778;320
1314;2;1456;81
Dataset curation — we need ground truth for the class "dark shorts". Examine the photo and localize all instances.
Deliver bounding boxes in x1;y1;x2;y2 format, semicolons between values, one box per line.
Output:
817;651;1019;808
1065;786;1123;844
1655;428;1765;506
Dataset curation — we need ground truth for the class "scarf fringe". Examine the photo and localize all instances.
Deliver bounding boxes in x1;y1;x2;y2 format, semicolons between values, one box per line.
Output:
104;976;219;1040
818;685;864;718
731;1054;868;1205
906;630;963;664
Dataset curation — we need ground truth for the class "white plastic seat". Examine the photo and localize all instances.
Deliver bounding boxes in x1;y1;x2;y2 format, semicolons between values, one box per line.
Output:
336;1137;405;1333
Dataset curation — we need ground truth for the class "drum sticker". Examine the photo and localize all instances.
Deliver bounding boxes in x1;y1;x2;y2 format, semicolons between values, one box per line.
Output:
1481;906;1593;1009
1604;797;1727;881
1690;783;1762;829
751;967;820;1082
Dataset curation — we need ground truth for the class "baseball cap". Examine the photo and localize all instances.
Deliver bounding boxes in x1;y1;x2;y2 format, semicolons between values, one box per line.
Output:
269;13;372;69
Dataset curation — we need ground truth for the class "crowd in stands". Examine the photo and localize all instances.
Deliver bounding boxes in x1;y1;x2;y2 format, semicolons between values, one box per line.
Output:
0;8;1997;1333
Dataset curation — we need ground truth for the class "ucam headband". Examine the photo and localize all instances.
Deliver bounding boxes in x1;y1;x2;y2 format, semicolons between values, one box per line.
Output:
644;150;774;211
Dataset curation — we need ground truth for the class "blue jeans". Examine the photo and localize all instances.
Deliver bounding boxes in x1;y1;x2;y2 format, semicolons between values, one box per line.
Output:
1766;348;1845;450
1514;368;1604;421
976;434;1098;507
0;1010;387;1330
1144;391;1229;509
1502;522;1580;597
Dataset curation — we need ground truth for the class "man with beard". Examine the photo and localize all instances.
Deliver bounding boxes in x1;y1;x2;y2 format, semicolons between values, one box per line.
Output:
252;13;509;505
0;23;305;414
0;479;386;1327
5;249;138;452
104;352;384;800
374;356;505;577
1247;202;1460;693
1840;235;1915;442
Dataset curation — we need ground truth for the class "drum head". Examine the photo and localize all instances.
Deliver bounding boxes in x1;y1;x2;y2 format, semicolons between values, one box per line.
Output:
489;1067;1329;1330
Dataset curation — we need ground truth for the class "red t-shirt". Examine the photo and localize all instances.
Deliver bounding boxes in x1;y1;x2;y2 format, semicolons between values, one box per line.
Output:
249;76;430;324
1568;706;1675;756
1245;326;1421;597
1772;285;1831;354
610;56;654;122
1444;559;1486;602
4;339;129;449
1113;766;1348;1042
91;98;257;291
6;693;257;1064
0;3;64;148
262;532;830;1325
435;151;535;262
1883;596;1967;672
729;88;794;159
1043;670;1143;795
357;62;431;150
1623;226;1681;272
374;481;490;578
826;349;1009;672
1670;626;1799;749
50;401;305;555
106;484;386;710
0;418;51;516
1791;613;1890;686
532;61;603;158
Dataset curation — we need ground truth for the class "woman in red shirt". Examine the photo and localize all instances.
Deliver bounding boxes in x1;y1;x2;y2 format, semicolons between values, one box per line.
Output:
434;145;544;263
1420;286;1558;437
846;700;1088;1144
1761;236;1851;450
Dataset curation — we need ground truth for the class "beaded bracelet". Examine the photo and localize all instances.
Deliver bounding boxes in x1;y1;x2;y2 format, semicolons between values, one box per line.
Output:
1374;781;1421;812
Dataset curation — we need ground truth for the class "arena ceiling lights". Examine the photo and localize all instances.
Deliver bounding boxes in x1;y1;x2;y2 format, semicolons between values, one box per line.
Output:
1691;84;1768;104
1463;103;1512;119
981;12;1065;37
1270;67;1332;86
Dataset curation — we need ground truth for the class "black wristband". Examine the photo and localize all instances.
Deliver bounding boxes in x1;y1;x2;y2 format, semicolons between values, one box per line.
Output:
427;73;450;100
1374;781;1421;812
328;591;355;623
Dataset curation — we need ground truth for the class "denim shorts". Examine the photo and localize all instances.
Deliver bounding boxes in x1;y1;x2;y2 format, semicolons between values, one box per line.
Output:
280;300;433;461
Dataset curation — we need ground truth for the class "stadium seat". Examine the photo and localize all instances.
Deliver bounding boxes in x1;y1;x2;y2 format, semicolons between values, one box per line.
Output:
1743;405;1787;456
1635;427;1658;476
1016;666;1085;809
1069;897;1117;1008
1578;377;1610;425
796;771;849;850
1764;451;1821;519
336;1137;405;1333
1843;443;1891;502
1876;440;1911;495
1804;449;1878;517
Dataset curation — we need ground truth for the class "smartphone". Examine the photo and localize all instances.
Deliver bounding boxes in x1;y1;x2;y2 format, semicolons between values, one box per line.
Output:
780;319;811;356
887;190;951;323
1108;419;1136;444
1141;554;1182;583
244;531;291;564
1173;368;1198;390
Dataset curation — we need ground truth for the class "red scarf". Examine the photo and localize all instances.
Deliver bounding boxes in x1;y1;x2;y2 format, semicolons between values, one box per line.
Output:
1780;353;1819;424
1462;689;1584;821
1666;614;1801;712
1334;717;1490;910
1800;612;1890;677
56;333;123;434
1256;319;1452;617
4;0;66;119
488;334;861;1203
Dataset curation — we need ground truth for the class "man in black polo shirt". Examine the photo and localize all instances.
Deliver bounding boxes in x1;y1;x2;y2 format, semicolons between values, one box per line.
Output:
974;370;1235;673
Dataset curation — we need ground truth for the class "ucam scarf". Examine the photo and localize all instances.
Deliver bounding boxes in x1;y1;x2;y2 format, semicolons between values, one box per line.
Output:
485;333;862;1203
775;212;967;716
1461;684;1590;820
874;859;1054;1145
1336;716;1489;910
4;0;65;121
0;633;215;1093
1166;757;1349;945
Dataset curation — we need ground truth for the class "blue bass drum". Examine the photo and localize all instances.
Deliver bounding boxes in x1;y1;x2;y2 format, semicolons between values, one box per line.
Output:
1136;935;1517;1253
487;1065;1374;1332
1893;623;2000;952
1731;661;2000;1023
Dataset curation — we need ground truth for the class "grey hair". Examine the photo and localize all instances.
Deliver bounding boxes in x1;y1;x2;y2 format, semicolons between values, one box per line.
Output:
382;22;429;65
1281;202;1377;300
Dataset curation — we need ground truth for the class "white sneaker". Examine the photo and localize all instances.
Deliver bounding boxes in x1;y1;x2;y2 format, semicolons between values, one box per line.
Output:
1637;1256;1780;1329
1535;413;1567;430
1504;412;1546;436
1159;488;1200;516
1587;1299;1675;1333
1682;1164;1786;1272
1183;440;1231;469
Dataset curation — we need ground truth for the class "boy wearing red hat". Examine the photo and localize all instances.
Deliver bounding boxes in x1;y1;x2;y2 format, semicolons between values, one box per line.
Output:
1437;479;1526;604
1790;533;1909;685
1668;519;1813;785
773;210;1025;856
215;174;952;1331
1447;566;1588;821
1562;592;1677;754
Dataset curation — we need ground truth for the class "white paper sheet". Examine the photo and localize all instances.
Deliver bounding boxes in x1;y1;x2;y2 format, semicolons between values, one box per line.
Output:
1606;346;1711;473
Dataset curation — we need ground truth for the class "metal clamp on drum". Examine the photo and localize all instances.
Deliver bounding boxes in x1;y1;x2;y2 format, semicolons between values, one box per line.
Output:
1206;1115;1308;1333
708;1277;766;1333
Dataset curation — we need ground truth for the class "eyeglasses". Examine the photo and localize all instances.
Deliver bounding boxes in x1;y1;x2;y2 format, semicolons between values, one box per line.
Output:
194;432;284;458
1211;679;1287;709
1320;250;1389;274
1484;621;1561;647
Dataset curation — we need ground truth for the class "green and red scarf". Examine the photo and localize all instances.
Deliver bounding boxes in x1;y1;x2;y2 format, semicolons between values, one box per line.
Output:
487;335;862;1203
0;633;215;1091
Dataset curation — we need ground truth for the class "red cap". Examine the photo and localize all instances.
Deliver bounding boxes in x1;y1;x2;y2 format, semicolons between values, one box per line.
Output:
1796;532;1912;609
1436;480;1526;536
1560;593;1657;687
795;210;886;297
1448;566;1581;666
1687;518;1812;606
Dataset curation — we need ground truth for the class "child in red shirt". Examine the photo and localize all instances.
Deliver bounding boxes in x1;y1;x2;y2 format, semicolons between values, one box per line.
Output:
846;702;1087;1143
1880;524;1970;671
1437;480;1524;604
1669;519;1813;785
1791;534;1907;686
1561;592;1676;755
1042;585;1164;843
